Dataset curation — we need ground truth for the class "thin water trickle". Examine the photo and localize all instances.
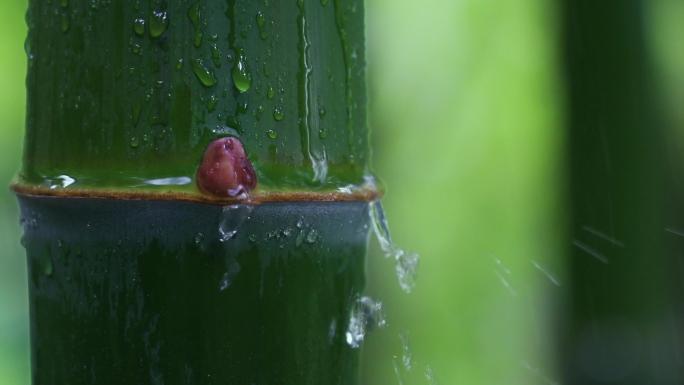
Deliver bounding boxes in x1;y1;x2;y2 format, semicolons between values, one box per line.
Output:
219;258;241;291
369;200;420;293
143;176;192;186
218;205;253;242
345;296;386;348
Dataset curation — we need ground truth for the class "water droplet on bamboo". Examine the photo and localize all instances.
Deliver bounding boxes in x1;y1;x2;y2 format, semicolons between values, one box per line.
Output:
192;59;217;87
133;18;145;36
232;52;251;93
149;10;168;38
273;106;284;121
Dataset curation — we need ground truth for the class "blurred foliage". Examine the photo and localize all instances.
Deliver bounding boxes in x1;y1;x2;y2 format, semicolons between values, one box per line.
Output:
1;0;683;385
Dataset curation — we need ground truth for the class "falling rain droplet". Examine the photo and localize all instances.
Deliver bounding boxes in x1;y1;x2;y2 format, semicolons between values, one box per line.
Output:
192;59;217;87
149;10;169;38
133;18;146;36
218;205;254;242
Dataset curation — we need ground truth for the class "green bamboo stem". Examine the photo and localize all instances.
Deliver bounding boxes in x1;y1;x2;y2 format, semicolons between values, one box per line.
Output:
15;0;374;384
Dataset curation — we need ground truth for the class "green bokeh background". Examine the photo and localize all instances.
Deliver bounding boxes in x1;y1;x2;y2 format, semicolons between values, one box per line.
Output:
1;1;683;384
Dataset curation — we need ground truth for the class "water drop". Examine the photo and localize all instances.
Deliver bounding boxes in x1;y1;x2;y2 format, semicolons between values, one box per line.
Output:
305;228;318;244
129;136;140;148
192;59;217;87
319;107;326;117
256;11;267;39
211;44;222;67
47;175;76;189
267;129;277;139
232;52;251;93
133;18;145;36
194;232;204;245
267;86;275;99
345;296;386;348
273;106;284;121
149;10;169;38
218;205;254;242
175;58;184;70
207;95;218;112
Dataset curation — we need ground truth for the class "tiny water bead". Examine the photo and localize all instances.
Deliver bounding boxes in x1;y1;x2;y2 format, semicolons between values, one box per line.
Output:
149;10;169;38
273;106;284;121
133;18;145;36
197;137;257;198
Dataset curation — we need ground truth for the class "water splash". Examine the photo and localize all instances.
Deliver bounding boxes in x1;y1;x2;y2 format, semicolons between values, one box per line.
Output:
218;205;253;242
345;296;386;348
370;201;420;293
425;365;439;385
399;331;413;371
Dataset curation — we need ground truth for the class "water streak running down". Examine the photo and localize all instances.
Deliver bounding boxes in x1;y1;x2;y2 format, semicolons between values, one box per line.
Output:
218;205;254;242
345;296;386;348
219;258;241;291
369;201;420;293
